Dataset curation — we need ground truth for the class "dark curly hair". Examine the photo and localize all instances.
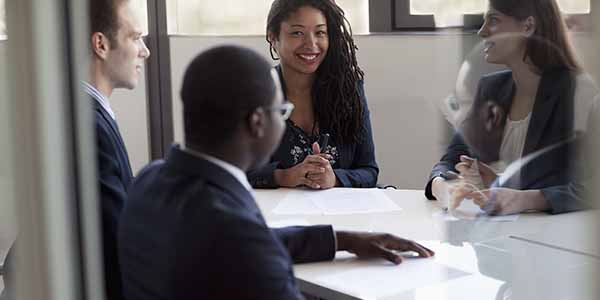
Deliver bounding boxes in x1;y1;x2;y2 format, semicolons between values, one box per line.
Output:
266;0;365;144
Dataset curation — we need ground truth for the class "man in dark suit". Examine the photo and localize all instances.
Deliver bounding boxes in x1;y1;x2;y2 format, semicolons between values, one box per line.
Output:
118;45;434;300
84;0;150;299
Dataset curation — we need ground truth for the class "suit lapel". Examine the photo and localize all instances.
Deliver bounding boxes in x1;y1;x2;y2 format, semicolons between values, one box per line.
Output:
522;70;572;155
94;100;133;175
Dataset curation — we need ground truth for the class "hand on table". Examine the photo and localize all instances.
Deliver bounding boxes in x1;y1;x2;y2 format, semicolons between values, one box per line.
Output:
274;142;333;189
336;231;434;265
466;188;548;215
305;142;338;189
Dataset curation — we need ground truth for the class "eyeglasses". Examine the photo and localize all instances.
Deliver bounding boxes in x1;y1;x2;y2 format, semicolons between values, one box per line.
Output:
265;102;294;120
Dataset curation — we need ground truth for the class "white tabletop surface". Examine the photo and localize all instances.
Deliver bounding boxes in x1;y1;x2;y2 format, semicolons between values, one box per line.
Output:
255;188;600;300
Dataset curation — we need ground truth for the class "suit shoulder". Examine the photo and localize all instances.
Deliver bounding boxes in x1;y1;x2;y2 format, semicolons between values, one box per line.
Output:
480;69;512;85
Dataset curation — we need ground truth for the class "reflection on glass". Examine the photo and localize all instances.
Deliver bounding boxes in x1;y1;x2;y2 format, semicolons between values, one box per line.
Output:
429;0;598;217
412;0;591;27
166;0;369;35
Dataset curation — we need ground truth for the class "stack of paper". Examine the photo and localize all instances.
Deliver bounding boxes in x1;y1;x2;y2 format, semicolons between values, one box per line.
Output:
272;188;402;215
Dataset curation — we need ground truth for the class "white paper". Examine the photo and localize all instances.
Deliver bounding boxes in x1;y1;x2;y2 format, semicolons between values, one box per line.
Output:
266;218;310;228
315;258;470;299
272;188;401;215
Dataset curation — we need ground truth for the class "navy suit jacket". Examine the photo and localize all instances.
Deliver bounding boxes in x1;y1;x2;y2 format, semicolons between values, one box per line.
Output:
94;99;133;300
119;145;336;300
425;69;596;214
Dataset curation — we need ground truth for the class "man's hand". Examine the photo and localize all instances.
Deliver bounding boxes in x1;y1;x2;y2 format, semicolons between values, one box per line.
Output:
336;231;434;265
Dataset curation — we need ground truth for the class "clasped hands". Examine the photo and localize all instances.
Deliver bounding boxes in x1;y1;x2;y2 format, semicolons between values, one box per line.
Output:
274;142;338;189
435;155;532;215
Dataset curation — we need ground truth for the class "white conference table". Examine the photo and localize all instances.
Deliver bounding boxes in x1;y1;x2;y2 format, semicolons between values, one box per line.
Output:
255;188;600;300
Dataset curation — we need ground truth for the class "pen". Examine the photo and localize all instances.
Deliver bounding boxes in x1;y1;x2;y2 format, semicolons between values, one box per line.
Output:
320;133;330;151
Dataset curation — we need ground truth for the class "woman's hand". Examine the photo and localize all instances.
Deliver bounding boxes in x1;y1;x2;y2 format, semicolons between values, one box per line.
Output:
467;188;548;215
306;142;338;189
274;142;333;189
455;155;498;187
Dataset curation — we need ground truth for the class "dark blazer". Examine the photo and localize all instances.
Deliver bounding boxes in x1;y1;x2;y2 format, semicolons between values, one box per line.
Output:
118;145;336;300
248;66;379;188
94;99;133;300
425;69;594;214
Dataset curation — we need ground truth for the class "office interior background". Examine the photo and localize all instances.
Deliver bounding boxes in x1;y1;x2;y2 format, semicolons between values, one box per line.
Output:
0;0;599;299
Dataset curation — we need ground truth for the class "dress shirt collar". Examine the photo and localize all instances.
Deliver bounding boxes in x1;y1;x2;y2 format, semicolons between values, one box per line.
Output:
182;145;253;192
82;81;116;120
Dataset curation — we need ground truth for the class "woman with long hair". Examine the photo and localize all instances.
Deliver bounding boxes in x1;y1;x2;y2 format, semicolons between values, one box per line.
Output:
426;0;598;215
248;0;378;189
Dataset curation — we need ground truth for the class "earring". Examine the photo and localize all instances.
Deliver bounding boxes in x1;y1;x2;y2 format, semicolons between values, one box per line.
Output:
269;45;280;61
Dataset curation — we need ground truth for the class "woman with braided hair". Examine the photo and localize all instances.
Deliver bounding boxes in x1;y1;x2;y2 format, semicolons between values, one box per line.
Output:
248;0;379;189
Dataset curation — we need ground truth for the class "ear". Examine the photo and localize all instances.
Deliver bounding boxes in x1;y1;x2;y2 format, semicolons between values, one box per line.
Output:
483;101;505;131
91;32;110;60
267;32;279;50
523;16;536;36
248;107;267;139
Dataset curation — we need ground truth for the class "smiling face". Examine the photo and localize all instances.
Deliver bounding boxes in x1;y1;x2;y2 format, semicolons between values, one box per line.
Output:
269;5;329;76
105;1;150;90
478;7;531;66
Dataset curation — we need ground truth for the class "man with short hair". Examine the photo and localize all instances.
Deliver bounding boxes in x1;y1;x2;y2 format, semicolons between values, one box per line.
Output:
86;0;149;299
118;45;433;300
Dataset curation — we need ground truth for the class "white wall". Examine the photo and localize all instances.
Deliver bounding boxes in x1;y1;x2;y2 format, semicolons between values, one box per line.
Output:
169;35;462;188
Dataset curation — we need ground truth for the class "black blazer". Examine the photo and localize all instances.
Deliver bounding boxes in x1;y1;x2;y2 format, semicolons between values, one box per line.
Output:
118;145;336;300
425;69;594;214
248;65;379;188
94;99;133;300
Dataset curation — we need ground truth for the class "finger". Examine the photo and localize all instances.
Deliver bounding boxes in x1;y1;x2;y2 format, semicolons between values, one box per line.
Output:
455;162;471;173
312;142;321;154
469;190;489;207
316;153;333;160
460;155;476;164
300;178;321;189
305;165;326;175
385;238;434;258
373;244;403;265
304;156;330;165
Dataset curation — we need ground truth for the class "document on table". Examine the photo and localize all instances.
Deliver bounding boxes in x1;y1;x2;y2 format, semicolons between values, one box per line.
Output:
315;257;470;299
433;199;519;222
272;188;402;215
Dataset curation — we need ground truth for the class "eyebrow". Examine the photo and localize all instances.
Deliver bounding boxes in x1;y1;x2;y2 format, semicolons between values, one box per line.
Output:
289;24;327;28
484;12;500;19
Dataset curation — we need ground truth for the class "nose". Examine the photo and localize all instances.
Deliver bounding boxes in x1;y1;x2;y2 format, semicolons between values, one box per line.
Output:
478;23;489;38
304;33;317;48
140;38;150;59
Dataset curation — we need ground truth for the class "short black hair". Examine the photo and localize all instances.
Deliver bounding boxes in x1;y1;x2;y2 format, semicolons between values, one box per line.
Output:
90;0;127;47
181;45;277;147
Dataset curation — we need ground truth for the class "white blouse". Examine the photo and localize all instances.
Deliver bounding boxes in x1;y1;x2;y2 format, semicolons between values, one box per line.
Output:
497;113;532;171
